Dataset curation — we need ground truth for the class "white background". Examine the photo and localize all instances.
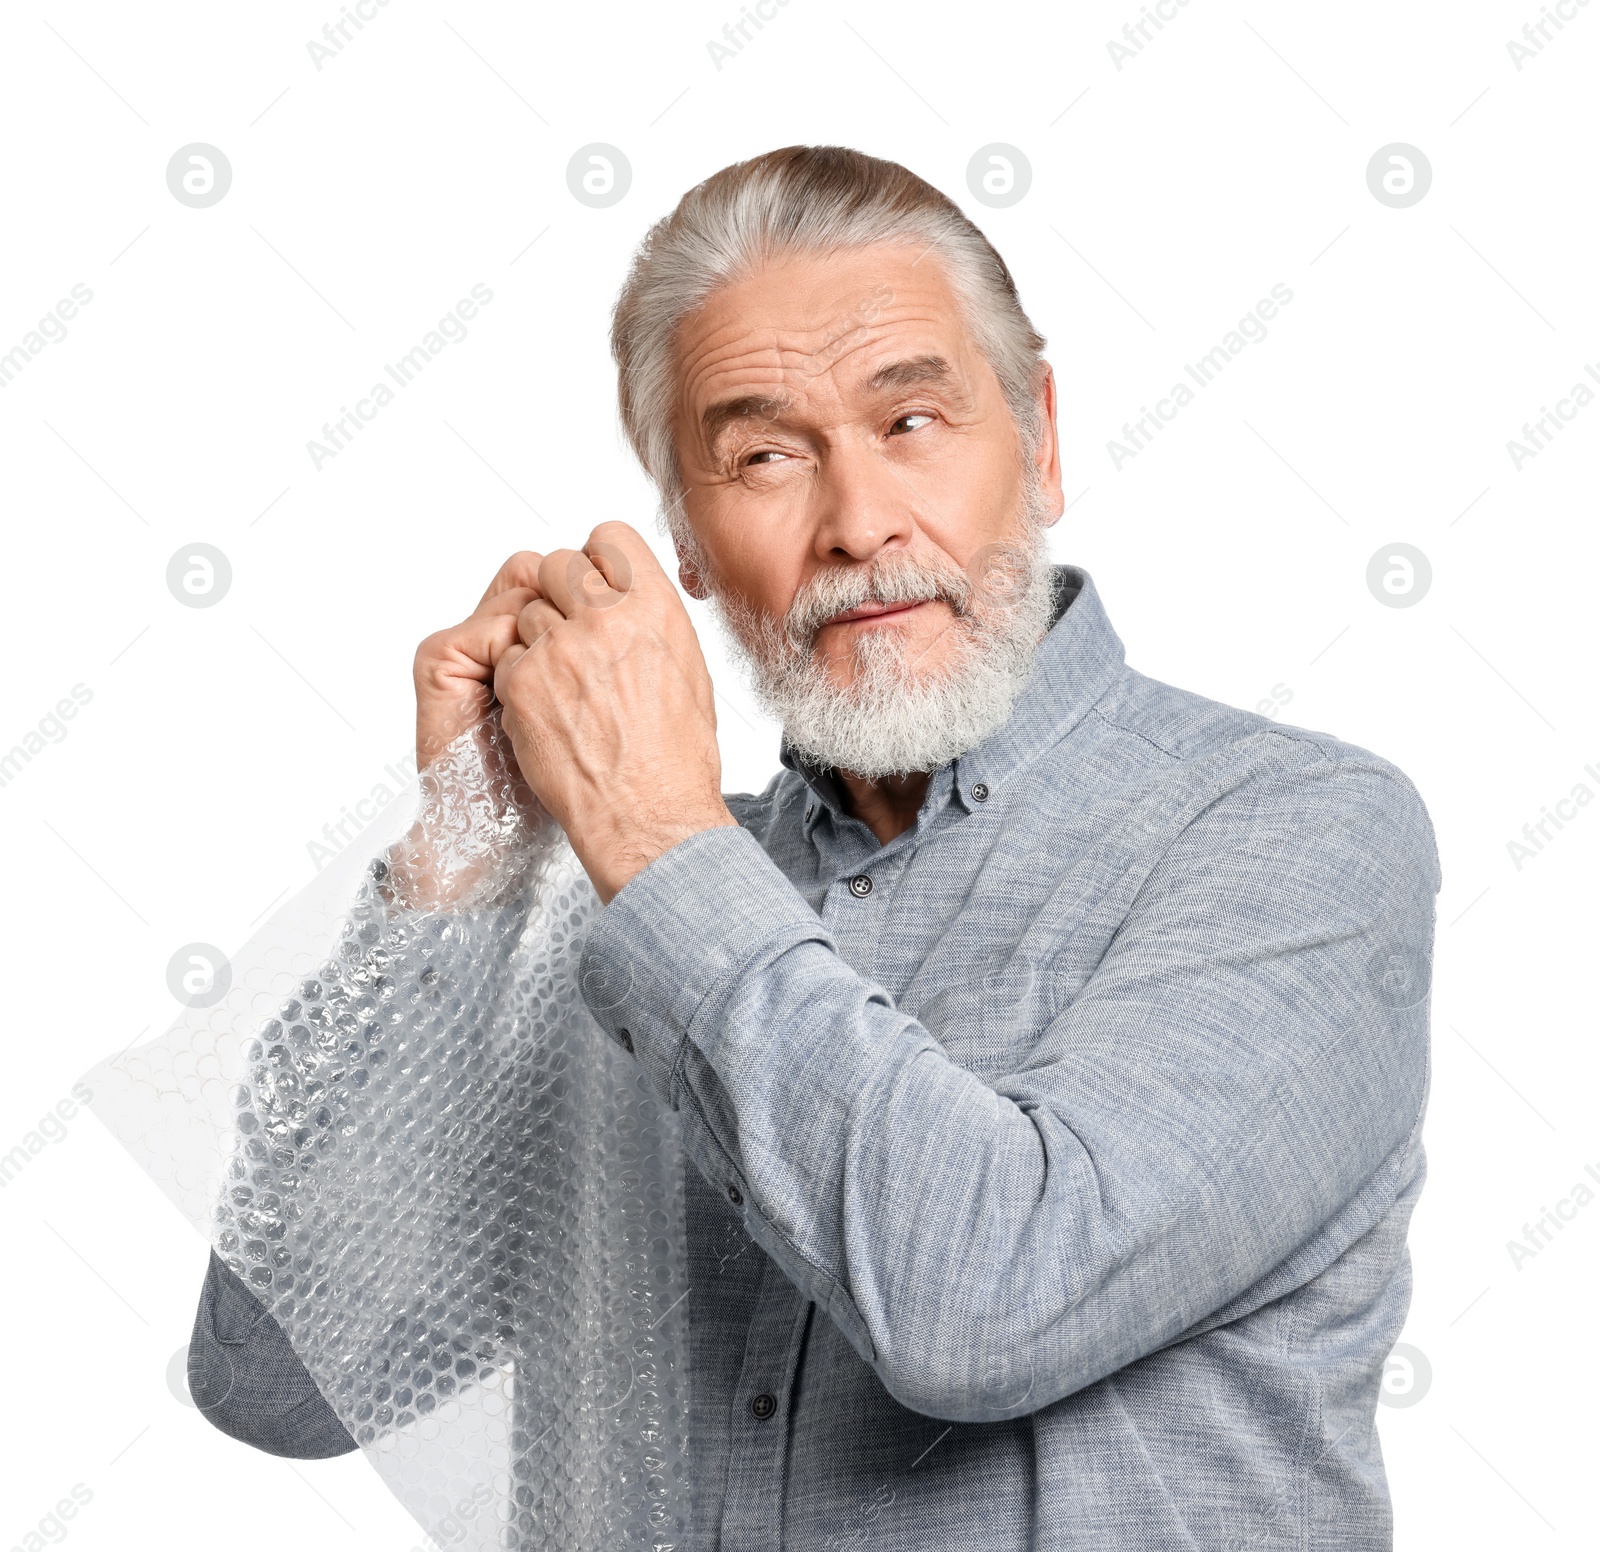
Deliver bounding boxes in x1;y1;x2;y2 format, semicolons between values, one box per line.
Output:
1;1;1595;1547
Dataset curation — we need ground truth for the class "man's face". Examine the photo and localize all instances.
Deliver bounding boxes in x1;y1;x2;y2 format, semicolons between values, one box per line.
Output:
671;242;1063;696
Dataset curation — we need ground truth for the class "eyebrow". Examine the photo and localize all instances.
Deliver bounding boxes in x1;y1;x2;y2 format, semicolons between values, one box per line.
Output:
701;392;793;452
865;354;953;393
699;355;962;455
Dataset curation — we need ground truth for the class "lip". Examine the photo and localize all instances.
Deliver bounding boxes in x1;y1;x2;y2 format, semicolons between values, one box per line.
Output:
824;599;931;627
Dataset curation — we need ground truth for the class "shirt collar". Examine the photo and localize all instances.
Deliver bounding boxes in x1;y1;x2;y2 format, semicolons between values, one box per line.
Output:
779;564;1126;832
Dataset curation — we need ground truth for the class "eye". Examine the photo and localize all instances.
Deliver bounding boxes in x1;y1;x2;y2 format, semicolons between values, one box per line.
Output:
744;449;789;466
888;412;935;436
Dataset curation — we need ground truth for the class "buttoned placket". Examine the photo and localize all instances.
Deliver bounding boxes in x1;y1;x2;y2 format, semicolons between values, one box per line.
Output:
804;764;975;987
713;766;965;1549
717;1260;816;1551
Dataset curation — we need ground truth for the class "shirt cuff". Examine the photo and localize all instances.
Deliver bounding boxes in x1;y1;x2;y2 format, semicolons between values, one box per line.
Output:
576;823;831;1106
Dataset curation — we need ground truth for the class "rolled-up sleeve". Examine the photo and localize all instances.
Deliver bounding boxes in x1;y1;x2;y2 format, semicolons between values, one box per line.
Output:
576;753;1439;1423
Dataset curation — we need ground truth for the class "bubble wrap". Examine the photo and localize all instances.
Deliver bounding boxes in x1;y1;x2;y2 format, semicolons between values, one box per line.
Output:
79;712;692;1550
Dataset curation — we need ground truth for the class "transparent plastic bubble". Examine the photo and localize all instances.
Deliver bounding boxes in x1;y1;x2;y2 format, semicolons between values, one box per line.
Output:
80;710;691;1549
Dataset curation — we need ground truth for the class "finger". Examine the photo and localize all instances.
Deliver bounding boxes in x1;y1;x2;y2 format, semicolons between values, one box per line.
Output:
585;521;669;595
583;540;635;598
492;640;527;706
469;584;540;622
417;611;527;683
537;548;610;618
476;552;545;610
517;597;565;648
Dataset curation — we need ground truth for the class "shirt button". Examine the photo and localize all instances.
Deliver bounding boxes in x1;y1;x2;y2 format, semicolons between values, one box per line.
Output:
618;1027;634;1054
971;782;990;803
750;1392;777;1420
848;873;873;897
727;1183;743;1205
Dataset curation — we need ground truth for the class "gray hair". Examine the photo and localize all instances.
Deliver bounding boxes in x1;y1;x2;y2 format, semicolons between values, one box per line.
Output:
609;145;1048;548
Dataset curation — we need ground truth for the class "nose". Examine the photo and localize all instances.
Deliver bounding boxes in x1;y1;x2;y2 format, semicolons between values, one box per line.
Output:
809;428;919;566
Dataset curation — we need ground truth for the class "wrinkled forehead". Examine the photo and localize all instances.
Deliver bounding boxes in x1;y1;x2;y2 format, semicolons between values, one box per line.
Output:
671;243;989;434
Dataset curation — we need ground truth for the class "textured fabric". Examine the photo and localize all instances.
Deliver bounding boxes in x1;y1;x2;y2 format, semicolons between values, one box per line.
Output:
574;565;1438;1551
189;1249;360;1459
193;563;1438;1549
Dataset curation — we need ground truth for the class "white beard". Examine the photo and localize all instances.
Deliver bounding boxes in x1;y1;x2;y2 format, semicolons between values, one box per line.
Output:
707;489;1058;780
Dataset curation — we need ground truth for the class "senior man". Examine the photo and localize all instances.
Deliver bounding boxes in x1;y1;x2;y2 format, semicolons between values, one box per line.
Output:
191;145;1437;1550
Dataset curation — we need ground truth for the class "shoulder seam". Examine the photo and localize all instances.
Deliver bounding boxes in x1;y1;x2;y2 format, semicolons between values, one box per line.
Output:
1086;703;1183;760
1090;698;1395;781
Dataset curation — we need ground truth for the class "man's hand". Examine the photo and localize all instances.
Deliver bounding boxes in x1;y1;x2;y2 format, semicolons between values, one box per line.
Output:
392;552;550;911
492;521;737;904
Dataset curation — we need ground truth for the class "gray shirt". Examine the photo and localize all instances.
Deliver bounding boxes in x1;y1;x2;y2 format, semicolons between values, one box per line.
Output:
573;564;1438;1550
193;563;1438;1549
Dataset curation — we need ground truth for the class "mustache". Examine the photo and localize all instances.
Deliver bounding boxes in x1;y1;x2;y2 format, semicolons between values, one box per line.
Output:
783;552;974;645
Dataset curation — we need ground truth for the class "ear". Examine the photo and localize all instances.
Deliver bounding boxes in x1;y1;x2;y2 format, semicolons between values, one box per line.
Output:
676;546;709;600
1033;362;1066;527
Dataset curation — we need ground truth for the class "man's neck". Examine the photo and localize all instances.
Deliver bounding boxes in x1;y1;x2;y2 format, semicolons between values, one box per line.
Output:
835;768;930;845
